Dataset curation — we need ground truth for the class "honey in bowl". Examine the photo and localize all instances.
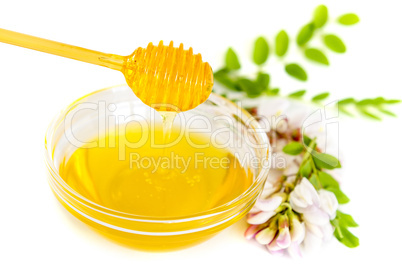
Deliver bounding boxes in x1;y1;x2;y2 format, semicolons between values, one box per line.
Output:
45;86;270;251
59;125;253;217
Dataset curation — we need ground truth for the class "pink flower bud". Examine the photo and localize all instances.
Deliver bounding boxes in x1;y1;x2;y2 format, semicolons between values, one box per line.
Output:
244;225;261;240
276;226;291;248
255;227;277;245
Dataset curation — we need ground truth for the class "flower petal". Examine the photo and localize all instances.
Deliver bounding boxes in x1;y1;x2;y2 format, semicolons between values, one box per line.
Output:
290;218;305;244
255;195;283;212
289;191;308;211
287;242;303;258
276;226;291;248
319;189;338;220
247;211;276;225
320;222;335;241
300;178;320;207
255;227;277;245
302;230;322;253
289;178;321;214
305;222;324;239
249;206;261;214
303;208;330;226
267;237;282;252
244;225;260;240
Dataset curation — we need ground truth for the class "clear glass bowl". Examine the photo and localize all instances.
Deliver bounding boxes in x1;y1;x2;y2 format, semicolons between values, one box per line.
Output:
45;85;270;251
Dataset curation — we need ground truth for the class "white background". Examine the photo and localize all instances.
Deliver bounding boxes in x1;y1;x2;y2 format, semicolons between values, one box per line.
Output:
0;0;401;267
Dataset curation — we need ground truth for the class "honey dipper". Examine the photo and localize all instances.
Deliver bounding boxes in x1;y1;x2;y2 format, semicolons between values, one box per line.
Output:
0;28;214;111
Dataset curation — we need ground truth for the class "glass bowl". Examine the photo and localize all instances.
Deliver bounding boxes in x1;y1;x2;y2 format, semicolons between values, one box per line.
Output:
44;85;270;251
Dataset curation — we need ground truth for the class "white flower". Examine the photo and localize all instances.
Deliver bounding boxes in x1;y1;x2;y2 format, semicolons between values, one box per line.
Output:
289;178;320;213
318;189;338;220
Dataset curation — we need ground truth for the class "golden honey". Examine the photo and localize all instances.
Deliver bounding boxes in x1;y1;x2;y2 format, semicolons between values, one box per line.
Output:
59;124;252;218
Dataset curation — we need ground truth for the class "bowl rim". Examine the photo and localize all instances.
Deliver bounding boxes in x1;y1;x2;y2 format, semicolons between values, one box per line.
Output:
44;84;271;223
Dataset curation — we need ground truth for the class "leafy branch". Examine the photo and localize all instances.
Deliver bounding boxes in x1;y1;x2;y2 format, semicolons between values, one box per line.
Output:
283;136;359;248
213;4;400;120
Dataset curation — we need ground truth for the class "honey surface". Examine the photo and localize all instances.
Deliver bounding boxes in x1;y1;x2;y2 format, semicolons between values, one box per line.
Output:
59;125;252;217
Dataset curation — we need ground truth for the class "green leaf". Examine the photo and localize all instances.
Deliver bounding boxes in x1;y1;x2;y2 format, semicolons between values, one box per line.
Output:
384;99;401;104
319;171;339;188
255;72;270;90
301;161;312;178
285;63;308;81
359;108;382;120
338;98;355;105
283;142;304;155
305;48;329;65
339;107;354;117
337;211;359;228
326;187;350;204
288;90;306;98
237;78;261;98
313;5;328;28
372;97;386;105
297;23;315;46
213;69;240;91
312;152;341;170
357;99;375;106
334;226;359;248
323;34;347;53
312;92;330;101
309;173;320;190
303;135;312;146
379;108;396;117
253;37;270;65
275;30;289;57
225;48;241;70
338;13;360;25
268;88;280;95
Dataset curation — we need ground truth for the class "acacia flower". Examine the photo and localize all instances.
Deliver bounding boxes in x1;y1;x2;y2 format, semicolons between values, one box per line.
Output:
289;178;320;213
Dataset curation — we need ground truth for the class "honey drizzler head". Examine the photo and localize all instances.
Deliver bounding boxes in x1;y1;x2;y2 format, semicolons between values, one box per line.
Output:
123;41;214;112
